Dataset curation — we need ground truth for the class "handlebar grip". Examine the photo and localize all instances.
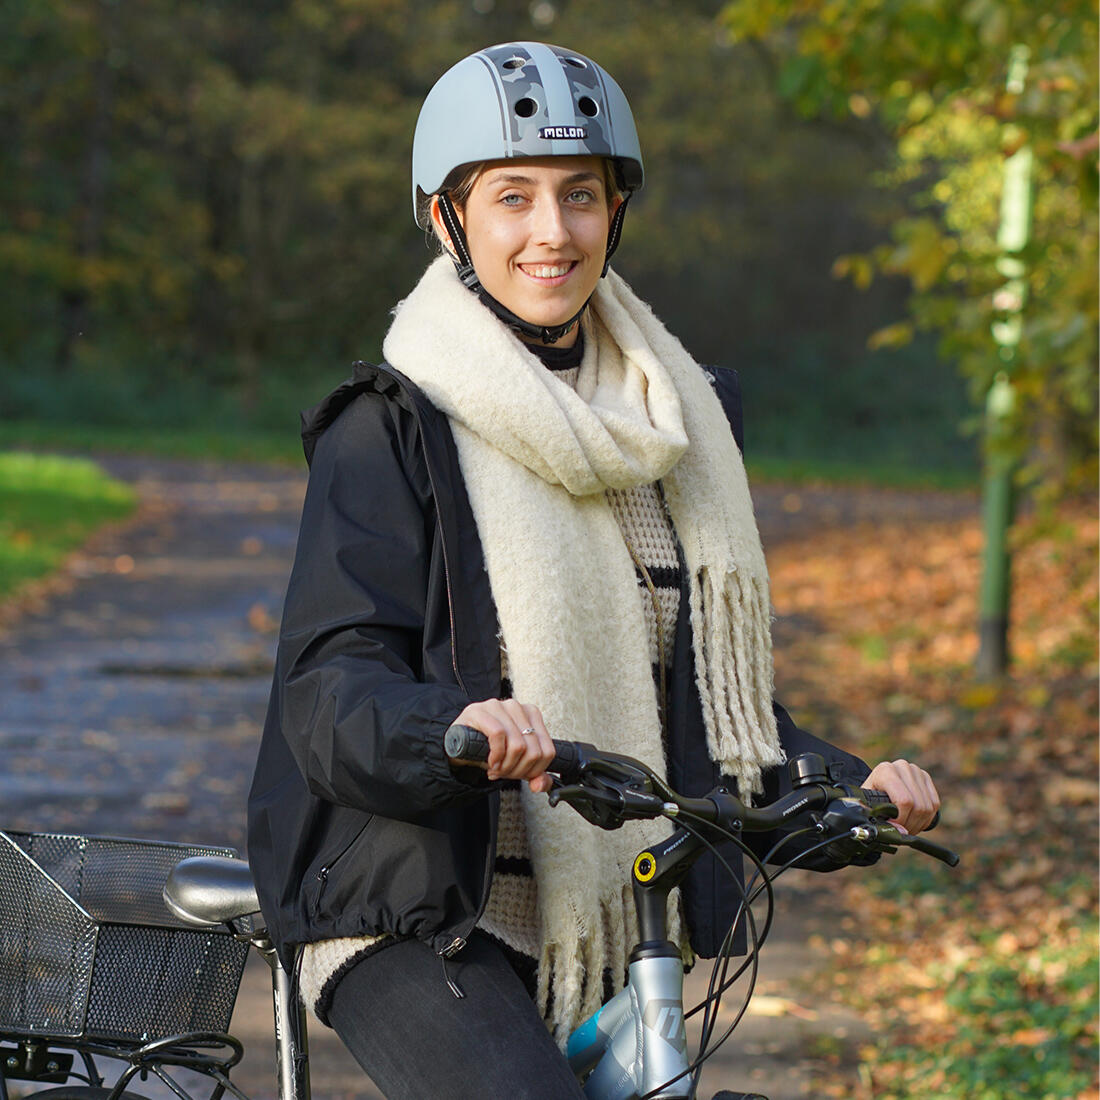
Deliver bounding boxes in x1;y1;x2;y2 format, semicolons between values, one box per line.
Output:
859;788;894;806
444;724;580;777
861;787;940;831
444;723;491;764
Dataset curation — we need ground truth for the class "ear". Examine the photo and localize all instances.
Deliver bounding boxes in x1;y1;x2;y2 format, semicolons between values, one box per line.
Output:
430;194;461;259
609;193;624;220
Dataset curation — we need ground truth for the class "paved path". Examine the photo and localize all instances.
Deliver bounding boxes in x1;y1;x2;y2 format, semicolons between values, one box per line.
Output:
0;455;974;1098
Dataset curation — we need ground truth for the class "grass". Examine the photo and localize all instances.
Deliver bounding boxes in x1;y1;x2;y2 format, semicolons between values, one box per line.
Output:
857;918;1098;1100
0;452;137;599
0;422;305;467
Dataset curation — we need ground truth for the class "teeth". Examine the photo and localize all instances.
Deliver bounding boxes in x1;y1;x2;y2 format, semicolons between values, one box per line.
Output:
523;264;572;279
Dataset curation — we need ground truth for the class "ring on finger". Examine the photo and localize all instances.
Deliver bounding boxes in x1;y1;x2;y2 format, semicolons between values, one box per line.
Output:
520;727;537;736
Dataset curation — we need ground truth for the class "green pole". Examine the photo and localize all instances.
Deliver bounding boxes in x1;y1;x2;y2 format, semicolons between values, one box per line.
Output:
977;44;1033;680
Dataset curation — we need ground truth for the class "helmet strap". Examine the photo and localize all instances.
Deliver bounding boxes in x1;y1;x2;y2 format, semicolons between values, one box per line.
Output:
602;191;631;276
436;192;481;290
435;189;632;345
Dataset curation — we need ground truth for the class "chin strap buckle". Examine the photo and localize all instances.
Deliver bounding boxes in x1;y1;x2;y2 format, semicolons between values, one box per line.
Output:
455;263;481;291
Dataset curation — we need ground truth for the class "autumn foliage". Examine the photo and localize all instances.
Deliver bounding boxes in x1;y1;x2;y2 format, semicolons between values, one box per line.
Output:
768;499;1098;1098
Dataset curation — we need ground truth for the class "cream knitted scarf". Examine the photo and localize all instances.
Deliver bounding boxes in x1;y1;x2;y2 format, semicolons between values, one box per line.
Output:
383;257;784;1041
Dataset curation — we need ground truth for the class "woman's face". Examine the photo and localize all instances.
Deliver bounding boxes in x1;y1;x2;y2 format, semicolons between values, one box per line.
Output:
435;156;621;346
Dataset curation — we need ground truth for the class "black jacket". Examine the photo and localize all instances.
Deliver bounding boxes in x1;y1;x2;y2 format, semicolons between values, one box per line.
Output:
247;361;872;971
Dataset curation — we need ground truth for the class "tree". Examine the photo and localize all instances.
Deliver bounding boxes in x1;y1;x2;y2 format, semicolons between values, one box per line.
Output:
720;0;1099;496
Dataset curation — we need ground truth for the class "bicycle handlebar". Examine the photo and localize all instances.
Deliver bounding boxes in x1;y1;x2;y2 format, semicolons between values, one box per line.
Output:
444;724;958;867
444;721;581;775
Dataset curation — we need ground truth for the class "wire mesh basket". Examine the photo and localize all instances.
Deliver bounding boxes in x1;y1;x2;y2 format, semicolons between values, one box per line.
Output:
0;831;249;1044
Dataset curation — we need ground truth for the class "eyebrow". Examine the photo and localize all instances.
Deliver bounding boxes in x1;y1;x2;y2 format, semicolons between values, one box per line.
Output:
484;171;602;187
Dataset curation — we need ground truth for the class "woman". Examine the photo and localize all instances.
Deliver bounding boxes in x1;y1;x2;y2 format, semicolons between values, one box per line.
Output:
248;41;939;1099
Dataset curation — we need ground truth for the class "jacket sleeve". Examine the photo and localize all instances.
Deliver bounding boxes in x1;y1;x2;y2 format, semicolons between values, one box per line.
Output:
272;392;488;822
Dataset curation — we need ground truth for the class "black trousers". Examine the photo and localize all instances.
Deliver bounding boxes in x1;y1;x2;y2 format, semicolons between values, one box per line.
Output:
326;933;585;1099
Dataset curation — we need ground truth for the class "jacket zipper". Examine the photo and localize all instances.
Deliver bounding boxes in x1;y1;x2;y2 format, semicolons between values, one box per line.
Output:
439;938;467;998
388;367;498;993
312;818;373;916
433;789;496;994
416;412;492;974
441;551;465;693
439;934;466;958
415;412;468;696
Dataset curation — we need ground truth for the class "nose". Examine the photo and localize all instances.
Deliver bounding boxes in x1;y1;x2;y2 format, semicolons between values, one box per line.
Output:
530;195;570;249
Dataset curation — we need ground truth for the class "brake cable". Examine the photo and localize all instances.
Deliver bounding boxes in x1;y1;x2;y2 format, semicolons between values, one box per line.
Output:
632;806;769;1098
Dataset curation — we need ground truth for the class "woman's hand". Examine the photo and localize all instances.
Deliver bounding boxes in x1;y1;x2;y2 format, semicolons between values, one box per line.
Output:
864;759;941;834
453;699;556;794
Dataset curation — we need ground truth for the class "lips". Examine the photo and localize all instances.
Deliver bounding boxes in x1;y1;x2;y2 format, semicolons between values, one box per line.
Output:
518;261;578;281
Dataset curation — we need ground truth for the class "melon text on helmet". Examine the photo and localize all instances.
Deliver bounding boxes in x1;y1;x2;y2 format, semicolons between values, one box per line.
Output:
539;126;588;140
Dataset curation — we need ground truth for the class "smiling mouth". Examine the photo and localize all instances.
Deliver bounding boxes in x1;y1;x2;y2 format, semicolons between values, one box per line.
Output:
518;261;578;281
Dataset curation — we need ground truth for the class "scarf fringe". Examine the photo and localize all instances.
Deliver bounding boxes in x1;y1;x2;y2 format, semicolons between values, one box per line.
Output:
691;566;785;801
536;882;629;1046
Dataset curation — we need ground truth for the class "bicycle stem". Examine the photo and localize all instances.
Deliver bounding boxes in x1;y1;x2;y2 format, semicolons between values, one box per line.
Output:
630;828;706;952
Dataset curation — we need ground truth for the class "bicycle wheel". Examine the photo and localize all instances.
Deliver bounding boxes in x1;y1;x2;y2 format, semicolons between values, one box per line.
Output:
17;1089;152;1100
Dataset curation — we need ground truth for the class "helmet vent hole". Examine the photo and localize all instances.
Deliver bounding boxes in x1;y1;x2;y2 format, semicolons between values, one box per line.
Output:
577;96;599;117
564;57;588;69
503;57;526;70
514;97;539;118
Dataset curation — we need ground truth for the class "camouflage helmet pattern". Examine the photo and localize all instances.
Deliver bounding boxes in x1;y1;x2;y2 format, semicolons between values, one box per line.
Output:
412;41;644;226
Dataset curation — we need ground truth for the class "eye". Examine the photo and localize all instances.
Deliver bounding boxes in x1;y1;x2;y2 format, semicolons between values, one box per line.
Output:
500;192;525;206
567;188;596;203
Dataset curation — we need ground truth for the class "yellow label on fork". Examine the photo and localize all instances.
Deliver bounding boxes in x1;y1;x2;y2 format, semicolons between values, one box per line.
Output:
633;851;657;882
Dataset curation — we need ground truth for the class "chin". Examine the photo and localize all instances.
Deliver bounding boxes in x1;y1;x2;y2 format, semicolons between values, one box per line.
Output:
521;298;587;327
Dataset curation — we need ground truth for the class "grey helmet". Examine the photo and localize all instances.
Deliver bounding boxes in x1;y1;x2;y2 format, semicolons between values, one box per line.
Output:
412;41;644;226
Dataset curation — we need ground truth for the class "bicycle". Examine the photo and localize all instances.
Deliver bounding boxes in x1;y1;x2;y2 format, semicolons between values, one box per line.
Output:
0;731;957;1100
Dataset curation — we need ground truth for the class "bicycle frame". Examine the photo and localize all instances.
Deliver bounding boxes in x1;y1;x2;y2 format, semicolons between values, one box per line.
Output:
190;865;695;1100
565;821;720;1099
568;952;691;1099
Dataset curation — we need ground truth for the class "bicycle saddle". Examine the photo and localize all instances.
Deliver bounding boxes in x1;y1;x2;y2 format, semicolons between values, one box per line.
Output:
164;855;262;929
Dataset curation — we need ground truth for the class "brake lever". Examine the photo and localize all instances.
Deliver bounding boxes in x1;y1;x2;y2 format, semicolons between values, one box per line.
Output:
549;783;627;829
869;823;960;867
548;780;668;830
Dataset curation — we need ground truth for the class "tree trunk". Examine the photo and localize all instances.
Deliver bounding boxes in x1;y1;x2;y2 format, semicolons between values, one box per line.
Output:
57;0;116;369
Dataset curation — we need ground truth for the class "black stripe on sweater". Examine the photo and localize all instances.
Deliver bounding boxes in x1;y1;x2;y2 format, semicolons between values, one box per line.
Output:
633;563;680;589
494;855;535;877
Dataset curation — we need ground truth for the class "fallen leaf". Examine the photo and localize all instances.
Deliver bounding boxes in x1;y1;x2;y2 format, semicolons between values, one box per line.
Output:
748;995;818;1020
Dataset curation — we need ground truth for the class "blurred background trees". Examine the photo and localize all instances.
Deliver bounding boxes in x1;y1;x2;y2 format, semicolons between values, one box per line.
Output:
1;0;1095;490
